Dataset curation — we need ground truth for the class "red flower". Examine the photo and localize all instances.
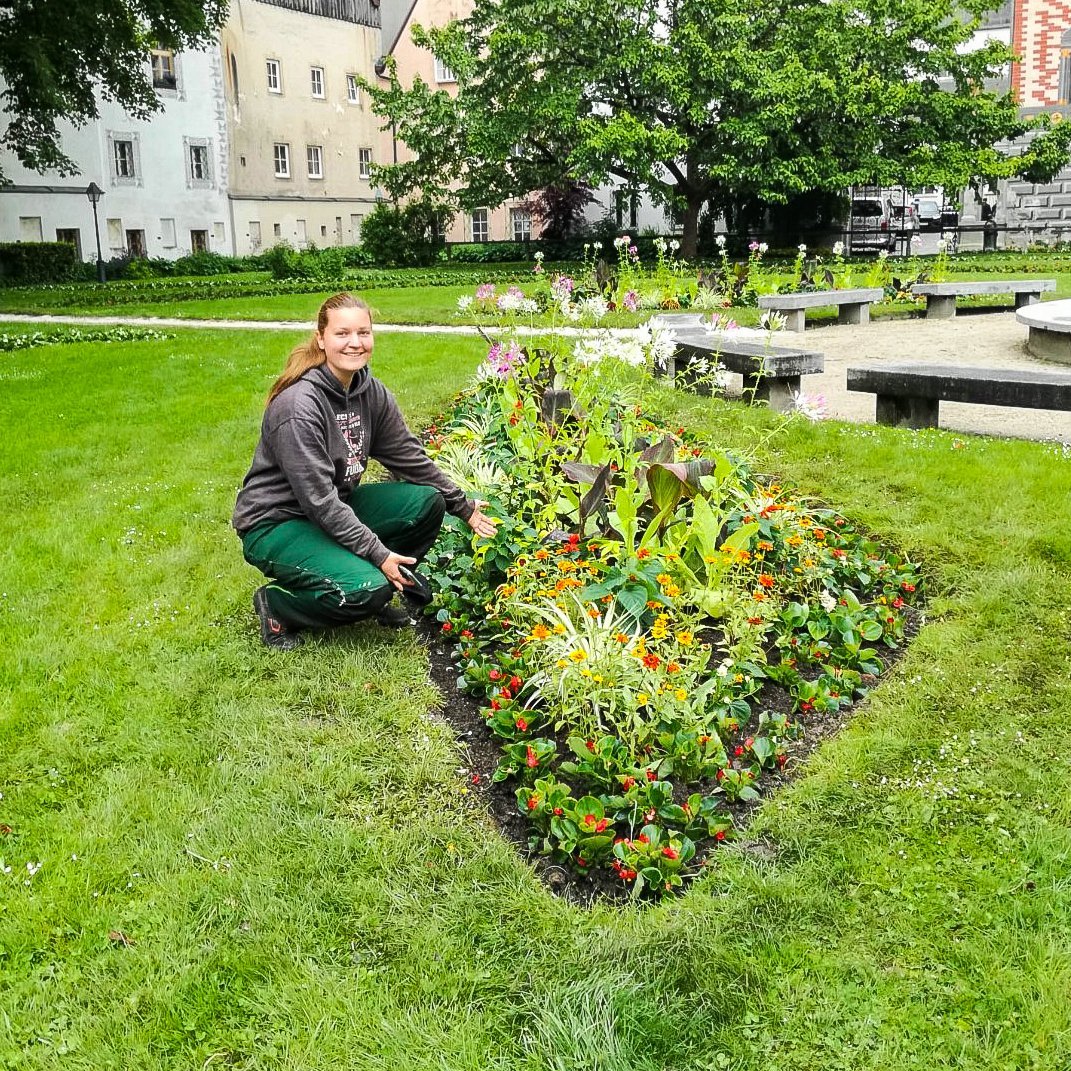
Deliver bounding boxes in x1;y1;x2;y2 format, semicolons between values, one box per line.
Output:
500;687;512;699
747;616;763;625
461;629;473;638
892;596;904;609
490;700;500;711
471;773;481;784
757;573;775;588
621;776;636;790
586;739;596;752
715;769;725;781
509;676;523;691
441;622;453;632
636;834;650;844
527;795;539;810
567;533;580;546
525;746;539;768
646;768;657;782
901;581;916;593
515;717;528;732
714;830;726;842
553;807;563;816
595;818;609;833
637;548;651;559
734;746;744;757
662;846;679;860
489;669;503;681
642;653;661;670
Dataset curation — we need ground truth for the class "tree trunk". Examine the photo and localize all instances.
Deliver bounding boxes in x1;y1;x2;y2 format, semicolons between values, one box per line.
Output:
679;194;703;261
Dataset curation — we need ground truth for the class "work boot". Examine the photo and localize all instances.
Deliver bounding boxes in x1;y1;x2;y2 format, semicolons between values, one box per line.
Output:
253;587;303;650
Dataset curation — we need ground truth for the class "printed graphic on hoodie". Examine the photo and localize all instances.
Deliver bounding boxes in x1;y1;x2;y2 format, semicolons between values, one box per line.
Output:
337;409;365;482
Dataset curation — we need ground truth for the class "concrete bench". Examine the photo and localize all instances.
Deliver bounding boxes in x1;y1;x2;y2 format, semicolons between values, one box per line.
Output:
666;328;824;412
846;362;1071;429
1017;298;1071;364
757;288;885;332
910;279;1055;319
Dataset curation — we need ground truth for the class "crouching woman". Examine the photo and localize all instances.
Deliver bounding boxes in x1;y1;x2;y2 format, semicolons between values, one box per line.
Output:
233;292;496;648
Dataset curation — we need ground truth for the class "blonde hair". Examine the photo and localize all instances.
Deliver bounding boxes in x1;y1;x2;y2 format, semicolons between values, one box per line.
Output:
266;292;371;406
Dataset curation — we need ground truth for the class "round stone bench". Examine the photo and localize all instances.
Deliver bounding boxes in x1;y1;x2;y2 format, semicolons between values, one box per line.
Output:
1017;299;1071;365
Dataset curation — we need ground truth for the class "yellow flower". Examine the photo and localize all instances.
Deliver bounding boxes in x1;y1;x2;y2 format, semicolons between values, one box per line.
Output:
656;573;672;585
568;649;587;662
676;631;694;646
636;692;649;705
530;624;551;640
651;625;668;640
664;584;681;598
674;688;688;701
553;623;566;634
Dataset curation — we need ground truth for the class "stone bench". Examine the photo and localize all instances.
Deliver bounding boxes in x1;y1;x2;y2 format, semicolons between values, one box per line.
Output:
1015;298;1071;364
665;328;824;412
757;288;885;332
846;362;1071;429
910;279;1055;319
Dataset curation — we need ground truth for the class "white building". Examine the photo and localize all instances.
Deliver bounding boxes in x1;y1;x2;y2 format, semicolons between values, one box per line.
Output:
0;46;232;261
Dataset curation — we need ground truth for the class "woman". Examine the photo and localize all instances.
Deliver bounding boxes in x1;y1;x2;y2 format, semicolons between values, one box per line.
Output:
233;292;496;649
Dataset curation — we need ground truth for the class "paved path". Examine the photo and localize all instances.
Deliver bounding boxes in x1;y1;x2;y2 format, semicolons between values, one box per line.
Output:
3;310;1070;444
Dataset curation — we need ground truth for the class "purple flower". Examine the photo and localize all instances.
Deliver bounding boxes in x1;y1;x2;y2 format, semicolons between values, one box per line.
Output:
475;283;496;301
623;290;639;311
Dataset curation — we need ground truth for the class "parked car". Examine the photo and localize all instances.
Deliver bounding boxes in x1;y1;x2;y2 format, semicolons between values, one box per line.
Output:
849;197;896;253
914;196;943;231
890;204;919;236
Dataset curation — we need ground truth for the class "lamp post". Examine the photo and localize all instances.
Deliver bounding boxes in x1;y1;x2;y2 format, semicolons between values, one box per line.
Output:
86;182;105;283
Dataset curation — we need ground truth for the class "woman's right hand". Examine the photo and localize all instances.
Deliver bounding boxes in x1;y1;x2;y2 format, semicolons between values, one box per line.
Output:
380;551;418;591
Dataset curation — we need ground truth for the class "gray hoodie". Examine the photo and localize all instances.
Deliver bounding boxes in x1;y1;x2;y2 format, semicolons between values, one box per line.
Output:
232;365;472;566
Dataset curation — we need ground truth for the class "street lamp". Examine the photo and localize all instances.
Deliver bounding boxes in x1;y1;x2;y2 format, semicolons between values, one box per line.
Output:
85;182;106;283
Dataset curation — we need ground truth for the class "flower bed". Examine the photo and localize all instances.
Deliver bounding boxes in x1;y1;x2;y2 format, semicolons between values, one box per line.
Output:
420;331;921;899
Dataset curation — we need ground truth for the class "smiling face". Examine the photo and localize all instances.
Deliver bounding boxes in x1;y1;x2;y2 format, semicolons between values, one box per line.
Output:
317;304;373;388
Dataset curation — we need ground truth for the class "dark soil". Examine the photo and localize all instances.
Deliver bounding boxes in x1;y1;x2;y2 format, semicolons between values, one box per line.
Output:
416;607;922;907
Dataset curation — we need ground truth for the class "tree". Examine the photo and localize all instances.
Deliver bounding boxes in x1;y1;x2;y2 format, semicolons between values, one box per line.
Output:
365;0;1071;258
0;1;228;181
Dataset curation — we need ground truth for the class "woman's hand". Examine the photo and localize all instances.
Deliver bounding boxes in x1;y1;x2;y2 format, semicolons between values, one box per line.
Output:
380;551;418;591
467;501;499;539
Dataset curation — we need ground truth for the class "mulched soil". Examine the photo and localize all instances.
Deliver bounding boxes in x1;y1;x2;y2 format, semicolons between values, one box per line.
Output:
415;607;922;906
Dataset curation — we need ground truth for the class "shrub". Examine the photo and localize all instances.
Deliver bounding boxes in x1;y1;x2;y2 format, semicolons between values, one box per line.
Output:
360;201;446;267
0;241;78;285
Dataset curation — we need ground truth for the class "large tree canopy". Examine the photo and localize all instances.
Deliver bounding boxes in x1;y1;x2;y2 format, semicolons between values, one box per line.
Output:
366;0;1071;256
0;0;228;181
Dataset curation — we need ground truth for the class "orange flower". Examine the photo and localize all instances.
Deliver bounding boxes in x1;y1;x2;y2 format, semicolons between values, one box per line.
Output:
757;573;775;588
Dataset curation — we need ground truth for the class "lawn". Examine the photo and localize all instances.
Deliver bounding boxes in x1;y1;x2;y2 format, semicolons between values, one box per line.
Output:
1;321;1070;1069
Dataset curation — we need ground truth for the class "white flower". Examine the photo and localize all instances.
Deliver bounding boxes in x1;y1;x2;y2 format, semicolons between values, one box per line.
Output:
878;249;889;260
798;243;807;254
456;294;473;311
577;295;608;322
653;237;666;252
792;390;828;421
758;242;768;254
669;239;680;252
592;241;602;251
715;234;727;248
819;590;837;612
534;251;545;261
832;240;845;256
936;238;948;253
759;310;787;332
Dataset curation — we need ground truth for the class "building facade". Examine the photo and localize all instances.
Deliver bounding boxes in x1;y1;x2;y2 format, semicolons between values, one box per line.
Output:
0;47;231;260
221;0;384;254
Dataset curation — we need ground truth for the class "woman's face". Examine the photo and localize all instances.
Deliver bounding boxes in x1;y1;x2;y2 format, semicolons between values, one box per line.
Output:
317;305;373;387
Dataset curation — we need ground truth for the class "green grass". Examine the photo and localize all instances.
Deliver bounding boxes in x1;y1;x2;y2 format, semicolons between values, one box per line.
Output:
2;325;1071;1069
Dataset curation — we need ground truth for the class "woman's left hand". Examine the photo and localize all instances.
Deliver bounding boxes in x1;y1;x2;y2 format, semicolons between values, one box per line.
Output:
466;501;500;539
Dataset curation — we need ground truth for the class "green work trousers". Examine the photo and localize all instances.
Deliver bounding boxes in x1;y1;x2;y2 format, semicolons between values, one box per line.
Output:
241;483;446;630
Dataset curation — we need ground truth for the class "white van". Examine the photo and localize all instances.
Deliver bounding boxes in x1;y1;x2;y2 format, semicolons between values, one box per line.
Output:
849;197;896;254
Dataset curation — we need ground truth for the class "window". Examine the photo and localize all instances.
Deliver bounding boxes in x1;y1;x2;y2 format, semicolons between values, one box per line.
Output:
471;208;489;243
160;218;177;247
190;230;208;253
350;213;363;241
320;224;328;237
296;219;307;246
126;230;146;257
229;53;240;97
273;143;290;178
307;144;324;179
56;228;82;258
113;139;136;179
186;139;212;185
346;75;360;104
266;58;281;93
434;57;456;83
249;221;262;250
273;222;282;237
213;222;225;246
106;219;123;248
510;208;531;242
358;147;373;180
310;66;324;98
151;48;177;90
19;217;42;241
